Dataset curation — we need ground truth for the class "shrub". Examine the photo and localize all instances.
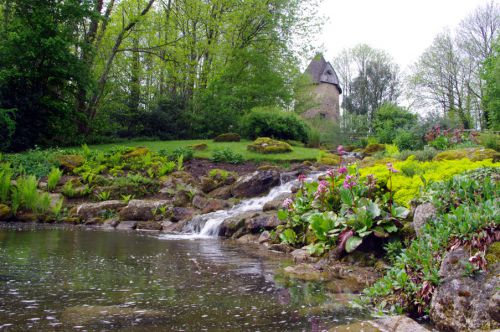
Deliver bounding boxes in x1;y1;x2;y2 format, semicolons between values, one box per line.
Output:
170;147;194;161
47;167;63;191
213;133;241;142
0;108;16;152
240;106;310;143
211;148;244;164
373;103;418;144
0;163;13;203
429;135;449;150
479;131;499;151
393;130;423;151
363;143;385;155
247;137;292;154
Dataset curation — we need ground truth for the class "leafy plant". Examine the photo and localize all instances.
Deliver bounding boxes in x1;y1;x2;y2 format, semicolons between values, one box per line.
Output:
0;163;13;203
177;154;184;171
121;194;134;204
158;161;176;176
211;148;244;164
47;167;63;191
96;191;111;201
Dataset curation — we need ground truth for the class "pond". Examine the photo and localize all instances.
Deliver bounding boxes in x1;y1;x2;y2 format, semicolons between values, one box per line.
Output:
0;226;369;331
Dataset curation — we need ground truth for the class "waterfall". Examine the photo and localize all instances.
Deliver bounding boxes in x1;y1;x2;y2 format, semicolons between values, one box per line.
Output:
159;172;320;240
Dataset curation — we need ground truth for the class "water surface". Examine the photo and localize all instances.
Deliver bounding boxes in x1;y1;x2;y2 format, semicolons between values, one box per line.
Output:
0;226;368;331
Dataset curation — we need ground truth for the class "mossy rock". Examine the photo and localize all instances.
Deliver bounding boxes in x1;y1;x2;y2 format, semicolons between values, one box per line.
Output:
213;133;241;142
247;137;292;154
122;147;150;159
433;148;498;162
486;241;500;265
56;154;84;172
318;153;340;165
0;204;11;220
363;143;386;155
189;143;208;151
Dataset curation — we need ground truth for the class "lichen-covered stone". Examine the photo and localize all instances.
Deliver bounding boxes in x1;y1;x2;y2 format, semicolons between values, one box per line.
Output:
76;200;127;220
122;147;150;159
232;170;280;198
363;143;385;156
213;133;241;142
56;154;84;171
433;147;498;162
247;137;292;154
318;153;340;166
412;202;437;236
0;204;11;220
119;200;170;221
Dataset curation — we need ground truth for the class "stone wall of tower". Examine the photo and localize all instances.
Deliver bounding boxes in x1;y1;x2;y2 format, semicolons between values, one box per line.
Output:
302;82;340;122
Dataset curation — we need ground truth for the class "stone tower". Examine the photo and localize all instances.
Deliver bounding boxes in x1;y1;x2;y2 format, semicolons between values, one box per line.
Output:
302;54;342;122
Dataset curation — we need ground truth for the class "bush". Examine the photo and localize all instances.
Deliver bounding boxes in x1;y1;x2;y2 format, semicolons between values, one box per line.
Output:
363;143;385;155
393;130;423;151
247;137;292;154
211;148;244;164
240;106;310;143
373;103;417;144
213;133;241;142
0;108;16;152
47;167;63;191
479;131;499;151
170;147;194;161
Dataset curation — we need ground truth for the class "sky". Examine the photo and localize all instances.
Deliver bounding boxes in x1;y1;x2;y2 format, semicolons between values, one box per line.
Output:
319;0;494;71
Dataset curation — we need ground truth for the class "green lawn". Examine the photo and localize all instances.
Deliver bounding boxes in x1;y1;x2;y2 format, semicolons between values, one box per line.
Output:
89;139;320;162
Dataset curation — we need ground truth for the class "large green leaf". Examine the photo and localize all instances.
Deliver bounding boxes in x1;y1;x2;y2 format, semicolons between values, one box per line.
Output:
366;200;381;218
345;236;363;253
279;229;297;245
277;210;288;221
340;187;353;206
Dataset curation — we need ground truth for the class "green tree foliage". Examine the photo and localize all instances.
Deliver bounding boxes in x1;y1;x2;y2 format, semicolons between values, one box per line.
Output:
373;103;417;144
0;0;93;151
481;37;500;130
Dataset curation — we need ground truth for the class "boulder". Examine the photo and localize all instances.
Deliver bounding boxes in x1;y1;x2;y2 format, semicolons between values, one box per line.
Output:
280;171;300;183
219;212;257;237
245;213;283;232
213;132;240;142
429;247;500;331
412;202;436;236
56;154;84;171
173;190;191;207
101;217;119;229
268;243;294;254
291;248;318;263
136;221;162;231
15;212;38;222
200;176;218;193
232;170;280;198
236;234;260;244
247;137;292;154
202;199;232;214
370;315;430;332
192;194;208;210
262;193;292;212
119;200;170;221
283;263;330;281
76;200;127;220
161;220;188;233
116;220;137;230
0;204;11;220
208;185;233;200
258;231;271;244
171;207;196;222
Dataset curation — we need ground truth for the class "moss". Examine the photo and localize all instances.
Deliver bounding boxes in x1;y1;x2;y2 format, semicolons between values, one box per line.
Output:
189;143;208;151
122;147;150;159
56;154;84;171
208;168;236;182
213;133;241;142
364;143;386;155
247;137;292;154
485;241;500;265
400;222;416;238
319;154;340;165
0;204;11;220
433;148;497;162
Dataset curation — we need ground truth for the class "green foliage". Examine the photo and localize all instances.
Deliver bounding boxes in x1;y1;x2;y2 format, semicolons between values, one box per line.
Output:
96;191;111;201
47;167;63;191
393;130;421;151
171;147;194;161
4;147;62;178
158;162;176;177
481;37;500;130
121;194;134;204
211;148;244;164
0;163;13;203
363;170;499;315
429;135;449;150
240;106;311;143
209;169;233;181
479;131;500;151
373;104;417;144
0;108;16;152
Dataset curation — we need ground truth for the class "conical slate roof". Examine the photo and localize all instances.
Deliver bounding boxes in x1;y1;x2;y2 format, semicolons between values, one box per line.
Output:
305;54;342;94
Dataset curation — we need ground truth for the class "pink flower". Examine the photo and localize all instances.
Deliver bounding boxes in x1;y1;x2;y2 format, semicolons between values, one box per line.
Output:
337;145;345;155
327;168;337;179
338;166;348;175
386;162;399;173
343;175;357;189
314;180;329;198
282;198;294;211
298;174;306;183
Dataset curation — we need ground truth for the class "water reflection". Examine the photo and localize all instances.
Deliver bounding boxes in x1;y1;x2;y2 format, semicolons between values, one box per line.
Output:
0;226;368;331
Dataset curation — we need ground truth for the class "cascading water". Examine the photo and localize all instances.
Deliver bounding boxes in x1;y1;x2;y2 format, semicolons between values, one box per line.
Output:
159;172;320;240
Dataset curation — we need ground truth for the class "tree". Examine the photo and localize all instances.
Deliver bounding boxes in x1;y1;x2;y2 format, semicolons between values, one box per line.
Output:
481;37;500;130
0;0;93;150
334;44;400;132
373;103;417;144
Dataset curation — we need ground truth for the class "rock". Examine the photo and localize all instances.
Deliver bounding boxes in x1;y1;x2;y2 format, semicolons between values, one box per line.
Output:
283;263;330;281
101;217;119;229
268;243;294;254
232;170;280;198
236;234;260;244
262;193;292;212
56;154;84;171
291;248;318;263
15;212;38;222
247;137;292;154
429;247;500;331
173;190;191;207
192;194;208;209
119;200;170;221
84;217;102;225
171;171;197;186
371;315;430;332
280;171;300;183
489;291;500;323
0;204;11;220
116;220;137;230
122;147;149;159
136;221;162;231
76;200;127;220
161;220;187;233
245;213;283;232
189;143;208;150
213;132;240;142
208;185;233;200
412;202;436;236
171;207;195;222
219;212;257;237
202;199;232;214
258;231;271;244
200;176;218;193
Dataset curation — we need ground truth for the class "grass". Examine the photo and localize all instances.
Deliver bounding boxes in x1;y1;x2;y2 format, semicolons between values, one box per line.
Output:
89;139;320;162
